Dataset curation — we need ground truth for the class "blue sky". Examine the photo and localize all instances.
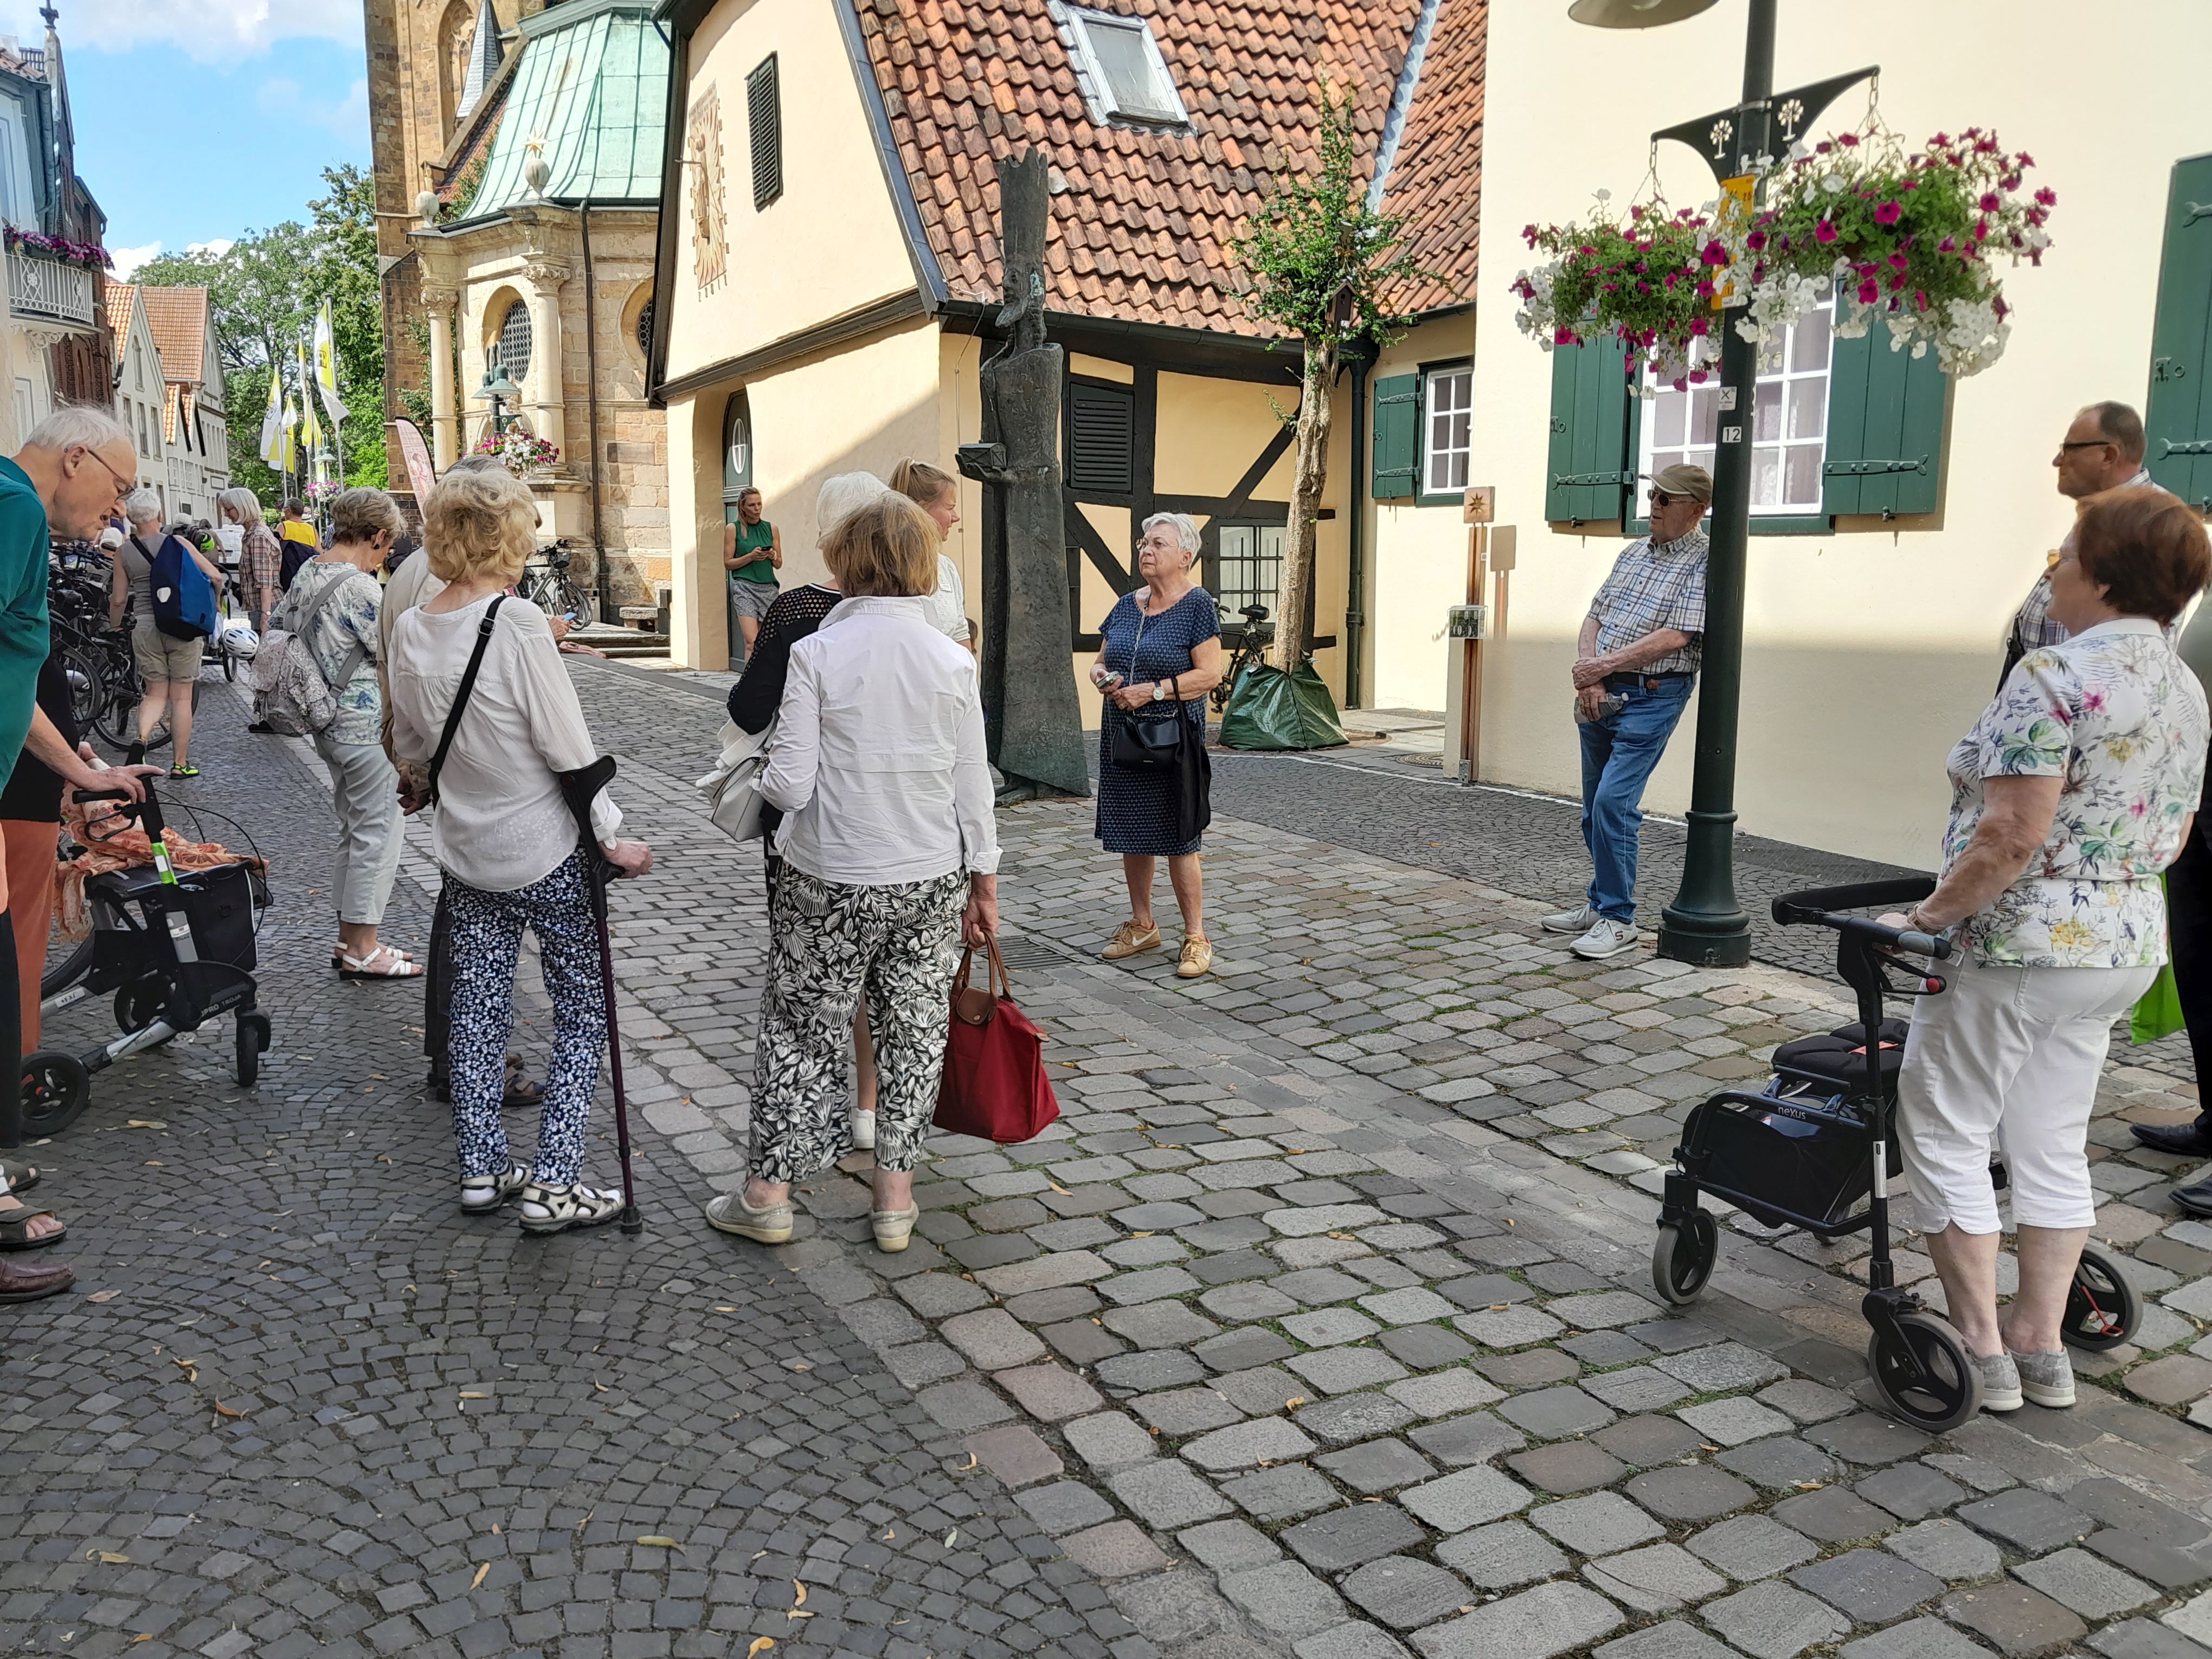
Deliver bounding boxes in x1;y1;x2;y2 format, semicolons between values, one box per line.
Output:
0;0;368;274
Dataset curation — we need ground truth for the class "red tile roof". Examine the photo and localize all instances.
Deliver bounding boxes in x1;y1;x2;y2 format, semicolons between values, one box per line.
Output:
138;286;210;384
852;0;1483;337
1383;0;1483;317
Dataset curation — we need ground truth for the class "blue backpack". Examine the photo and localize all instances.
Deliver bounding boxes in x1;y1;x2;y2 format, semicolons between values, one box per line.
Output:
148;533;216;640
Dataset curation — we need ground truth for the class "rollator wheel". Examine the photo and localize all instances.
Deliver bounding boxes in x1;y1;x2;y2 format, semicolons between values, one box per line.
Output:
2061;1244;2139;1352
235;1011;271;1088
1867;1310;1983;1432
20;1051;89;1137
1651;1210;1719;1306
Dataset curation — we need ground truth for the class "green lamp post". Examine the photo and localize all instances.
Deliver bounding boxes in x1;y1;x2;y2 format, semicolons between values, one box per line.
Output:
475;364;522;442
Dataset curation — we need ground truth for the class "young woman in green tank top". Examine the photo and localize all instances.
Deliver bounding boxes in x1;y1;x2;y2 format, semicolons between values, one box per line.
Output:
724;487;782;655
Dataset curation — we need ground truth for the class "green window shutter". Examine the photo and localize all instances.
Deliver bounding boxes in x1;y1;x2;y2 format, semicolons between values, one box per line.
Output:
1821;326;1947;517
747;55;783;210
1371;373;1418;498
2146;154;2212;507
1066;381;1135;492
1545;335;1634;523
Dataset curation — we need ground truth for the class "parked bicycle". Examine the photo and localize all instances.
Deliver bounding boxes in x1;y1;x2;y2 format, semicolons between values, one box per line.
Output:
519;539;593;625
1210;603;1274;712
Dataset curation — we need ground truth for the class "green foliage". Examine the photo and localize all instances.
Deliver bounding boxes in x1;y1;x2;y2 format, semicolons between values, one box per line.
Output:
441;152;490;224
135;163;385;500
1231;82;1423;350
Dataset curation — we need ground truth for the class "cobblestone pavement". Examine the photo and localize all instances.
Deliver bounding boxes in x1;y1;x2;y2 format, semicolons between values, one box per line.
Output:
556;660;2212;1659
0;683;1154;1659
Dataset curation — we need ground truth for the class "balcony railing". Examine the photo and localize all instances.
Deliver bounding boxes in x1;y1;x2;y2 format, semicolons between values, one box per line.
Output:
7;251;94;330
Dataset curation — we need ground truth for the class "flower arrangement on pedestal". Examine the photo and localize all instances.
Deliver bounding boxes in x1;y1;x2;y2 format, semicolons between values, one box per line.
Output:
472;429;560;477
1512;125;2054;387
304;478;340;501
3;227;110;269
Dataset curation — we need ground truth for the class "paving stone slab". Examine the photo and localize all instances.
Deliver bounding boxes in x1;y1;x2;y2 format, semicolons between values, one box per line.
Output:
1220;1560;1349;1638
1379;1324;1479;1371
1585;1366;1697;1413
1199;1327;1300;1373
1507;1441;1629;1495
1856;1461;1967;1522
1688;1514;1822;1581
1181;1519;1287;1574
1594;1620;1743;1659
1139;1386;1248;1436
1885;1515;2008;1583
2088;1528;2212;1591
1531;1491;1667;1556
1062;1519;1174;1580
1110;1458;1234;1528
2011;1547;2160;1621
1316;1436;1438;1495
1409;1411;1528;1468
1596;1413;1708;1467
1957;1489;2097;1554
1497;1385;1616;1439
1343;1555;1476;1631
1653;1342;1792;1393
1300;1392;1422;1446
1183;1416;1321;1471
966;1422;1066;1487
2066;1478;2212;1549
1585;1541;1728;1612
1715;1435;1839;1491
1625;1463;1759;1523
1290;1347;1413;1396
1553;1291;1670;1330
1435;1519;1573;1589
1402;1465;1539;1533
1757;1379;1857;1425
1019;1480;1120;1536
1679;1398;1796;1447
1941;1582;2089;1655
1808;1412;1935;1466
1772;1485;1899;1544
1066;1409;1159;1472
1791;1548;1945;1624
1839;1616;1997;1659
1699;1578;1851;1659
1411;1578;1627;1659
1454;1307;1567;1348
1388;1368;1506;1419
1225;1462;1349;1522
2093;1618;2212;1659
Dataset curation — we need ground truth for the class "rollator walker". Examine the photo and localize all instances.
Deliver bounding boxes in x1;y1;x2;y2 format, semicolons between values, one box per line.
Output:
1651;877;2139;1432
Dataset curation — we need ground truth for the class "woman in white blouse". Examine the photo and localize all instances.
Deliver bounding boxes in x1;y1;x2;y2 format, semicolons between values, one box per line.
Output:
890;458;975;652
706;488;998;1253
388;466;652;1234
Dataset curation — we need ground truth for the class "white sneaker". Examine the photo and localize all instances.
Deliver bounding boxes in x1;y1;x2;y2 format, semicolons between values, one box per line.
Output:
850;1109;877;1150
1541;903;1597;934
1570;917;1641;960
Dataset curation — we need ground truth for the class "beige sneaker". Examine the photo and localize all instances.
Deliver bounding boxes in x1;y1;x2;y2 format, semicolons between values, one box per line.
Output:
1101;920;1161;960
871;1203;919;1252
705;1191;792;1244
1177;935;1213;978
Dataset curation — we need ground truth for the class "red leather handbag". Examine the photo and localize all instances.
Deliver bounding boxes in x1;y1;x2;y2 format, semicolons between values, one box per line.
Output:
933;939;1060;1143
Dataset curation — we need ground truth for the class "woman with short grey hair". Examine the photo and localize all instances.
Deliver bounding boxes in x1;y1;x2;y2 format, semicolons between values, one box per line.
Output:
220;487;282;632
1086;510;1224;978
108;488;221;776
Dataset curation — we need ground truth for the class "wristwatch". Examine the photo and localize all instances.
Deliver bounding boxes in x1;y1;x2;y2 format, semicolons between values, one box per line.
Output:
1155;680;1171;702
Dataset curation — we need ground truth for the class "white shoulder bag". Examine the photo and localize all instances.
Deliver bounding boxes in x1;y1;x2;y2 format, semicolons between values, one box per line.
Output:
697;717;773;841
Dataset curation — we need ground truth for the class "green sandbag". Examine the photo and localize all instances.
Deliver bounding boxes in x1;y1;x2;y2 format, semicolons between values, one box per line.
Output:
2132;959;2185;1044
1218;660;1348;751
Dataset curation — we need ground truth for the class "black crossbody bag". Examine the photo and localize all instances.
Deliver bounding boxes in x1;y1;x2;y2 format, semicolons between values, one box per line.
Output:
1108;601;1188;772
424;597;506;806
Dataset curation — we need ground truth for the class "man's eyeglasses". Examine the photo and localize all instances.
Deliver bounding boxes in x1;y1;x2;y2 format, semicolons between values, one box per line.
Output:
1648;491;1681;508
2058;439;2116;452
75;445;132;503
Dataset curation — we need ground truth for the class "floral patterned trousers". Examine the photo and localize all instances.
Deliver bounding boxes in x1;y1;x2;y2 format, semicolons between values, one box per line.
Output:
748;865;966;1183
447;850;607;1186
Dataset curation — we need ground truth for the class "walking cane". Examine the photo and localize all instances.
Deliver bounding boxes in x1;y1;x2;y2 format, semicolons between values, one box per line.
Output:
555;755;641;1234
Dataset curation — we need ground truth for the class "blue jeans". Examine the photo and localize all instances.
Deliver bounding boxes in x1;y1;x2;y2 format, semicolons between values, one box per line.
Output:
1578;676;1693;923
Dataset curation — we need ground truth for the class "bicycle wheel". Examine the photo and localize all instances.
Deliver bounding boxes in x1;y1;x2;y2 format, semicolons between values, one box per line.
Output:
61;645;105;733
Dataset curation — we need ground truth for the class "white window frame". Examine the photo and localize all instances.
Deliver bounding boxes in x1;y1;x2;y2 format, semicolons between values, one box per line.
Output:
1213;523;1284;618
1639;301;1835;519
1423;364;1472;498
1060;5;1188;127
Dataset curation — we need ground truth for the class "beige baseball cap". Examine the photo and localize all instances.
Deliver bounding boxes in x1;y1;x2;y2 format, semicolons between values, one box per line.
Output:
1650;463;1713;504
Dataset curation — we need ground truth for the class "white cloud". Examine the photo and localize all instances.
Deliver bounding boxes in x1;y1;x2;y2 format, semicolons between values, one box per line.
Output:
107;241;159;279
0;0;358;62
187;238;234;258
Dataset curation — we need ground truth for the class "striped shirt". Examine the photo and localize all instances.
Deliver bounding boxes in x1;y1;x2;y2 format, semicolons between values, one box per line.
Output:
1587;529;1709;675
2005;467;2155;659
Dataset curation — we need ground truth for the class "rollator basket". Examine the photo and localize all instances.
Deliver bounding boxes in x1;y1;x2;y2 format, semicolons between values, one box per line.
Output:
1677;1085;1900;1234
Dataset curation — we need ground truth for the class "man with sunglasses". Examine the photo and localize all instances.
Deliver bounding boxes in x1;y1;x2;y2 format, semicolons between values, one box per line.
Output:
1544;462;1712;961
2001;402;2152;686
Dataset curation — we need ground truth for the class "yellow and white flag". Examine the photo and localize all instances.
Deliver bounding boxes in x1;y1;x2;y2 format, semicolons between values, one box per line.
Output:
311;298;343;427
278;395;298;475
297;337;323;458
257;366;285;468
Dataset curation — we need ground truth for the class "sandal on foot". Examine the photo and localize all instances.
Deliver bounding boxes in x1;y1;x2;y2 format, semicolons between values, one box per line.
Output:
871;1203;919;1253
517;1180;624;1235
460;1162;529;1215
503;1053;545;1110
338;944;425;980
705;1191;792;1244
0;1161;40;1198
0;1204;64;1250
169;763;199;779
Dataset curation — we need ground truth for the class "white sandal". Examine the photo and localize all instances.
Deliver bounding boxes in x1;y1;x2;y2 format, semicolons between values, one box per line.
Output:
460;1162;529;1215
338;944;424;980
517;1180;624;1235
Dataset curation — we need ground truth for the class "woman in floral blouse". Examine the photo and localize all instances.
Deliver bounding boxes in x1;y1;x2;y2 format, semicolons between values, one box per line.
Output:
1896;487;2210;1414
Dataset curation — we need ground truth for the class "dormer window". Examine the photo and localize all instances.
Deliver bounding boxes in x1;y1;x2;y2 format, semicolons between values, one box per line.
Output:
1064;7;1186;126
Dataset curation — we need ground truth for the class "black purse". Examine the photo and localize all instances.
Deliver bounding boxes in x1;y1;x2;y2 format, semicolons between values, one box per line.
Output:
1108;600;1187;771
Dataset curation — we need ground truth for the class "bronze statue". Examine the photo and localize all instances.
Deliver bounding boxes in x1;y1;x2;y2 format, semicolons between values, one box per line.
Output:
957;149;1089;801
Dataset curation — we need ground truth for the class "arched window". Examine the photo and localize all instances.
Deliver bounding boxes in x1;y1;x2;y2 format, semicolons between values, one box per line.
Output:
722;392;751;517
634;297;654;362
492;297;532;385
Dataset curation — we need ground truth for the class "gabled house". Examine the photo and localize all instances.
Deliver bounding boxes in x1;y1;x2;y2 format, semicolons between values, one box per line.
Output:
103;280;170;505
139;286;229;517
647;0;1487;689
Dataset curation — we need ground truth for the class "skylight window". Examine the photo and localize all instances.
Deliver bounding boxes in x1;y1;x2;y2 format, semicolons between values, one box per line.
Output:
1065;8;1186;126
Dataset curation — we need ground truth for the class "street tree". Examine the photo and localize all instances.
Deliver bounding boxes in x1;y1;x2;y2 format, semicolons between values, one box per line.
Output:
136;163;385;501
1232;83;1421;674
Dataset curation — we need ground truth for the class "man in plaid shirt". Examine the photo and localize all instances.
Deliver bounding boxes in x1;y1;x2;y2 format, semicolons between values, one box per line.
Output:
2001;402;2153;685
1544;463;1711;961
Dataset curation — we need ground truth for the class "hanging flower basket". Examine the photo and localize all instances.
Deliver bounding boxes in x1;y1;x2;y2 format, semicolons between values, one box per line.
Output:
472;429;560;478
1512;124;2053;384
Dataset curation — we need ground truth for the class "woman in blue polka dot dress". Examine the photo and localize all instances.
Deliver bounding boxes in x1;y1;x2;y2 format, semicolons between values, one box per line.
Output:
1090;512;1225;979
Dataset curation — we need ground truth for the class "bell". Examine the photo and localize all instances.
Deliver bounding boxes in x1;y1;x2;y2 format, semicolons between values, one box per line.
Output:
1567;0;1719;25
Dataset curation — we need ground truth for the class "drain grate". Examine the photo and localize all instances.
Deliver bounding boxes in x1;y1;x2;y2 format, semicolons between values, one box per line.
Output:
993;934;1064;975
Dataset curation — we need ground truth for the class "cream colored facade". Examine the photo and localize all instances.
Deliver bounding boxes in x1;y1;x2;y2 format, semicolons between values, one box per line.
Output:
1359;2;2212;870
659;0;1349;705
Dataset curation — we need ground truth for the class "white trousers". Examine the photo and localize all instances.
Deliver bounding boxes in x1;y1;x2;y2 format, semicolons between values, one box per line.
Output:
1896;951;2155;1235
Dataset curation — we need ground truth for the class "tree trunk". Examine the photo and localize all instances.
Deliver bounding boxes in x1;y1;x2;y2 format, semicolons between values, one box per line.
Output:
1271;337;1336;672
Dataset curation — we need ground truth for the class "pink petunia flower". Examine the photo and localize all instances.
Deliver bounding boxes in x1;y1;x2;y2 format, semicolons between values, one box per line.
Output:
1815;220;1838;243
1874;200;1902;226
